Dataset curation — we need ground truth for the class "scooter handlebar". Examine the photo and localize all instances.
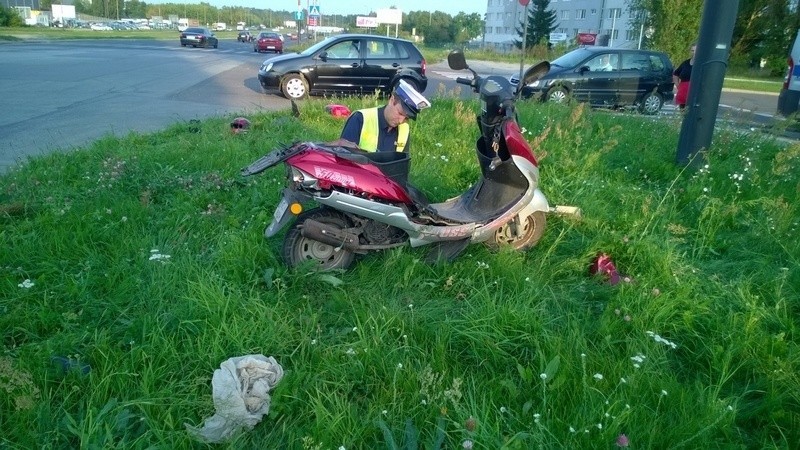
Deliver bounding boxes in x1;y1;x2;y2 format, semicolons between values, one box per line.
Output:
456;77;473;86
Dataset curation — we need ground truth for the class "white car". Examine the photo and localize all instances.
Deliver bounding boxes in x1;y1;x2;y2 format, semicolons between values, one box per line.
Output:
90;23;112;31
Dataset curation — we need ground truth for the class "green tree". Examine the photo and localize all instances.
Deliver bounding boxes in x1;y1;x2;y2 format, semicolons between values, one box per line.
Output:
0;4;25;27
516;0;557;50
450;12;484;45
626;0;702;63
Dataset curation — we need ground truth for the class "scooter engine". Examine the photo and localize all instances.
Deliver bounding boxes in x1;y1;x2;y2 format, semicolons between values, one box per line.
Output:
362;220;406;245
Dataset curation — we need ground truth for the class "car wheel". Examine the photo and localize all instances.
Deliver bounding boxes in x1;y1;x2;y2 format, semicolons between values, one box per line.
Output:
547;87;570;104
253;47;257;52
638;92;663;115
281;74;309;99
213;41;218;49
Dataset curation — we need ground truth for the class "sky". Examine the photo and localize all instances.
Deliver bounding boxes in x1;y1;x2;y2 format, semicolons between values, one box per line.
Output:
201;0;486;16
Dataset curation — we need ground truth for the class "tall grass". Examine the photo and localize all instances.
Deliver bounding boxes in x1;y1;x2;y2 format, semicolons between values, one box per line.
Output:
1;96;799;449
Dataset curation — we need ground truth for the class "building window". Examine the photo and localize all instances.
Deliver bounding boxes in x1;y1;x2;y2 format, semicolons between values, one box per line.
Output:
576;9;586;19
495;26;502;34
609;8;622;19
561;10;570;19
591;9;596;15
625;30;636;41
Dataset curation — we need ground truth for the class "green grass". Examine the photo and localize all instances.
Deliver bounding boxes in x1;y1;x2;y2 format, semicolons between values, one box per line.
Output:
2;94;799;448
723;78;782;94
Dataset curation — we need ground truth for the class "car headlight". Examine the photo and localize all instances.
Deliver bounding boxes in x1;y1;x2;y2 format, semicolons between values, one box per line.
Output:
531;80;540;87
261;62;273;72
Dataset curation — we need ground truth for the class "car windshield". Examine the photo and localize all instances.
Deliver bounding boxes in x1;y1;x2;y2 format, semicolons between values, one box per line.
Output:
299;36;340;56
185;28;203;33
550;48;593;68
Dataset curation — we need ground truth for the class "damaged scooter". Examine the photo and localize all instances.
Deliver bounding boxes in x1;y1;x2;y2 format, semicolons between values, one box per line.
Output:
241;49;556;270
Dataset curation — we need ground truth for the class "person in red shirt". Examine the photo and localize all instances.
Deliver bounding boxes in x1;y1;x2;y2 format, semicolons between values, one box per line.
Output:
673;43;696;110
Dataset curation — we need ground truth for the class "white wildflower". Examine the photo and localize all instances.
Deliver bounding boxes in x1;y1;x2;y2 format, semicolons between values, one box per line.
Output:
18;279;34;289
593;373;603;380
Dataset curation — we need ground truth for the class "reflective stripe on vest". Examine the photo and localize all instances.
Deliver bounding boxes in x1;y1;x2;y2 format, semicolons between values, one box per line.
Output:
358;107;409;152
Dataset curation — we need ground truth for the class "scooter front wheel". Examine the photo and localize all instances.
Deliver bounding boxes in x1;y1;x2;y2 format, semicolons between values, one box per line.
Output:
487;211;546;251
282;209;356;271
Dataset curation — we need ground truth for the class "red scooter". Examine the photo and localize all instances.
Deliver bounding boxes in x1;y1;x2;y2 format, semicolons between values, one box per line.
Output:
242;50;552;270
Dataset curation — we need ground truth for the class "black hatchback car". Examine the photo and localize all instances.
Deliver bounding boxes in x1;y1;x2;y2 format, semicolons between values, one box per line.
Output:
515;47;674;114
180;27;218;49
257;34;427;100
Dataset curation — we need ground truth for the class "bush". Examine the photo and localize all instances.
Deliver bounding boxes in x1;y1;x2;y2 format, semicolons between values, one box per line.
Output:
0;5;25;27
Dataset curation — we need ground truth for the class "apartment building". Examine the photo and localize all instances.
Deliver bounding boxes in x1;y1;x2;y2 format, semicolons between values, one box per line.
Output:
483;0;642;50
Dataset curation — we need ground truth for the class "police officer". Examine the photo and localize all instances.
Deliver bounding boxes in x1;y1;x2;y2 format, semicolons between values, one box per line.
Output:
338;80;430;153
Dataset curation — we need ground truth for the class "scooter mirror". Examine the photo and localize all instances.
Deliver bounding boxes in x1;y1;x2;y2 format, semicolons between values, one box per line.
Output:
522;61;551;86
447;50;468;71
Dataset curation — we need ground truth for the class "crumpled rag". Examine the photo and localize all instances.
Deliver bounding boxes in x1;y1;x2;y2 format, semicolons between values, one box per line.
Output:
185;354;284;443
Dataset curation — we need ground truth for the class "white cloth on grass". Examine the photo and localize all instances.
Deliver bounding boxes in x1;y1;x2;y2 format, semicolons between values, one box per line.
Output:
185;354;284;443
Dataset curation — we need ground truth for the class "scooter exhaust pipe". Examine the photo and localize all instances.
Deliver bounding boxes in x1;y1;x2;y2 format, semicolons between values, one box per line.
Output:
300;219;361;252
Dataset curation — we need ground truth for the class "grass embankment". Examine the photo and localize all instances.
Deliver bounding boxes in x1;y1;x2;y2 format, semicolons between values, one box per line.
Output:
1;94;799;448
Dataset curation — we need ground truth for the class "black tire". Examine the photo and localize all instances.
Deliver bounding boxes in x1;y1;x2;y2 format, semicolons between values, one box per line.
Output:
638;92;663;115
282;209;355;271
281;73;309;100
547;87;570;104
486;211;546;251
213;41;218;49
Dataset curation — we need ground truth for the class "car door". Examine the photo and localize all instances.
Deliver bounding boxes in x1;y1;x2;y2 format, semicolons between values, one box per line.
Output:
311;38;365;94
617;52;655;106
575;53;620;105
359;38;403;93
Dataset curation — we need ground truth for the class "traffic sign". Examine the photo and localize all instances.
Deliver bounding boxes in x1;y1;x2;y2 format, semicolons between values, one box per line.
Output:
309;5;321;16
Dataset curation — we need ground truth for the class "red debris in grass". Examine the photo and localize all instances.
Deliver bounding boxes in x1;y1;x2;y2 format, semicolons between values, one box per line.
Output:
325;104;352;118
588;253;633;285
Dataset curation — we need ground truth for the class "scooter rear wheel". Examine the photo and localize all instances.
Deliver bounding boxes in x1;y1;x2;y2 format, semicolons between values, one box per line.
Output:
488;211;546;251
282;209;356;271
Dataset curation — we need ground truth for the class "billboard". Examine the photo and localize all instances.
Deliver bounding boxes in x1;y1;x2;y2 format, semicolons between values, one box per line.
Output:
52;4;76;22
376;8;402;25
577;33;597;45
356;16;378;28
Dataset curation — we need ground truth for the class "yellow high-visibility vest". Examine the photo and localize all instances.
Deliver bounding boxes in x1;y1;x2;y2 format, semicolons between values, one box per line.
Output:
358;107;409;152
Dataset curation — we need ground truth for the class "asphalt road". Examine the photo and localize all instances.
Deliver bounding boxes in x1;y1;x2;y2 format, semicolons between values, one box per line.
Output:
0;38;783;173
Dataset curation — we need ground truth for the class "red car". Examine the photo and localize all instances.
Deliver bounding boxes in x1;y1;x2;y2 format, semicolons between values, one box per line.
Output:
253;32;283;54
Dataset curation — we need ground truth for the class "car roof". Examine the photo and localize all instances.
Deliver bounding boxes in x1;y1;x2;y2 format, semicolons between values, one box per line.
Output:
576;46;666;56
332;33;415;44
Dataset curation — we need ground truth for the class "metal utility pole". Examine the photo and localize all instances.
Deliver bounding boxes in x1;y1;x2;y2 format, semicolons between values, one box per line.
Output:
517;0;530;97
676;0;741;166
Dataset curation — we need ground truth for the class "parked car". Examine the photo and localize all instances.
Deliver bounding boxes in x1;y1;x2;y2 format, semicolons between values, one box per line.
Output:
253;32;283;54
179;27;218;49
257;34;427;100
237;30;252;42
513;47;674;114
